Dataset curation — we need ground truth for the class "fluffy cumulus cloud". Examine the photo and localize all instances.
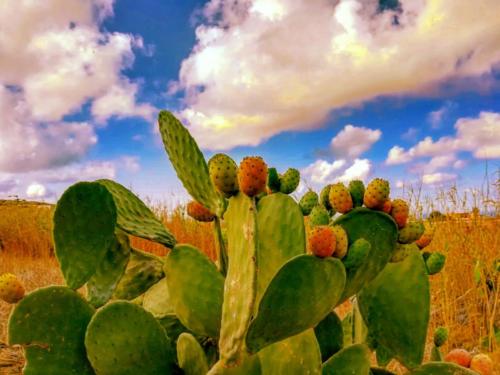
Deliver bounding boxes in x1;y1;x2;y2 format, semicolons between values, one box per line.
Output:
173;0;500;149
387;111;500;165
0;0;153;173
26;183;50;199
330;125;381;158
301;158;372;188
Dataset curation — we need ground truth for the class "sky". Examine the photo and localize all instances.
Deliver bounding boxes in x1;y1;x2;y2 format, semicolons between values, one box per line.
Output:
0;0;499;205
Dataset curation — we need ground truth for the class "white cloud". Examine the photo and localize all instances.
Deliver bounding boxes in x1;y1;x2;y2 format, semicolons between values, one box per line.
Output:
427;101;456;129
422;173;457;185
386;111;500;165
301;157;372;189
0;0;154;173
337;158;371;183
409;154;457;174
26;183;49;198
330;125;381;158
301;159;346;184
40;161;117;184
173;0;500;149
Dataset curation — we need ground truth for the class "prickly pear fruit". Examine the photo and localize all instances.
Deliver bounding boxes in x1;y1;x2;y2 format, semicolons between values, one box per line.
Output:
422;251;432;262
309;205;330;227
444;349;472;367
331;225;348;259
434;327;449;347
238;156;268;197
398;221;425;244
0;273;24;304
415;227;434;249
208;153;239;197
382;199;392;214
470;354;493;375
186;201;215;222
329;183;353;214
364;178;390;210
320;184;333;210
309;226;336;258
426;252;446;275
279;168;300;194
348;180;365;208
299;190;319;216
267;167;280;193
390;199;409;229
342;238;371;269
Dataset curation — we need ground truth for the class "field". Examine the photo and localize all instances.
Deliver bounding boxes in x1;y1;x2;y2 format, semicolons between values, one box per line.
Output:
0;192;499;374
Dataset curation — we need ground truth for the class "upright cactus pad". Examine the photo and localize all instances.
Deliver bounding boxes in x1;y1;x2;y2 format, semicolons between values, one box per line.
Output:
165;244;224;338
142;278;174;318
8;286;95;374
322;344;371;375
409;362;479;374
314;312;344;362
177;333;210;375
246;254;346;353
348;180;365;208
54;181;117;289
85;301;177;375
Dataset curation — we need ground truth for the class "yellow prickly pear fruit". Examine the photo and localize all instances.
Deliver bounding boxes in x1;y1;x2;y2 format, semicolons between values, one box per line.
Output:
0;273;25;304
331;225;348;259
364;178;390;210
329;183;353;214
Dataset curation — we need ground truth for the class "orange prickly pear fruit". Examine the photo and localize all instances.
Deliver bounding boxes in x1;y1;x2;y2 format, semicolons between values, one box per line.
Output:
0;273;25;304
390;199;409;228
382;199;392;214
186;201;215;222
329;183;353;214
309;226;336;258
364;178;390;210
470;354;493;375
415;227;434;249
444;348;472;367
238;156;268;197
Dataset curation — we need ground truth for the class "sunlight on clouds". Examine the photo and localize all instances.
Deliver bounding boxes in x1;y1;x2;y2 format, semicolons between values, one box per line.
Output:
250;0;286;21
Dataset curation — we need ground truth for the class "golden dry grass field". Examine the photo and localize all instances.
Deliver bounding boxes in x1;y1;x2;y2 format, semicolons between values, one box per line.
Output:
0;191;499;374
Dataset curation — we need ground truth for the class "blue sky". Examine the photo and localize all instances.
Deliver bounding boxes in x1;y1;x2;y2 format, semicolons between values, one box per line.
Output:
0;0;499;205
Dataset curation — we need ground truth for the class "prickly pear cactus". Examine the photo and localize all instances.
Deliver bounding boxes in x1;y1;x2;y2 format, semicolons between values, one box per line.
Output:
7;110;448;374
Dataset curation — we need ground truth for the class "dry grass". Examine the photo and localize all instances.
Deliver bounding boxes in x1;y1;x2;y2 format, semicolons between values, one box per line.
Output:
0;186;499;374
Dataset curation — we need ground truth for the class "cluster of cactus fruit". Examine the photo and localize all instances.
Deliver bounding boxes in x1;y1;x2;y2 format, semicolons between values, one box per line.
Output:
0;110;487;375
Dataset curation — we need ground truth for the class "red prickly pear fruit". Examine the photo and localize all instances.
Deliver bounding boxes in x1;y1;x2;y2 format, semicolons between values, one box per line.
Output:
444;348;472;367
186;201;216;222
238;156;268;197
382;199;392;214
470;354;494;375
309;226;336;258
364;178;390;210
208;153;239;197
331;225;348;259
329;183;353;214
0;273;25;304
390;199;409;229
415;227;434;249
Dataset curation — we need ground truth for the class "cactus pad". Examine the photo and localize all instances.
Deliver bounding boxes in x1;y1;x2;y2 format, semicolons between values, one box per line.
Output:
322;344;371;375
85;301;176;375
335;208;398;301
358;249;430;369
87;232;131;307
143;278;175;318
96;179;176;247
165;244;224;338
314;312;344;362
177;333;209;375
113;248;164;300
8;286;95;374
246;254;346;353
54;181;117;289
158;110;225;216
409;362;479;374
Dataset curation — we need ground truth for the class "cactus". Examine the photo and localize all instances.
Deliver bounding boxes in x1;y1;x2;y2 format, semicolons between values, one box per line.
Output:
8;110;449;374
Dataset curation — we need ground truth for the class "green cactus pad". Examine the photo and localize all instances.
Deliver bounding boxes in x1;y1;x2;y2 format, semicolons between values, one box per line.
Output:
219;193;258;363
430;346;443;362
348;180;365;208
342;238;371;270
177;333;209;375
54;181;117;289
334;207;398;301
259;330;321;375
256;193;305;304
314;312;344;362
358;249;430;369
8;286;95;374
267;167;281;192
398;221;425;244
370;368;396;375
426;252;446;275
96;179;176;247
113;248;164;300
142;278;174;318
158;314;190;342
376;344;393;367
208;356;261;375
165;244;224;338
408;362;479;374
87;232;131;307
159;110;225;216
320;185;333;210
85;301;176;375
322;344;371;375
246;254;346;353
391;242;419;263
341;312;353;347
